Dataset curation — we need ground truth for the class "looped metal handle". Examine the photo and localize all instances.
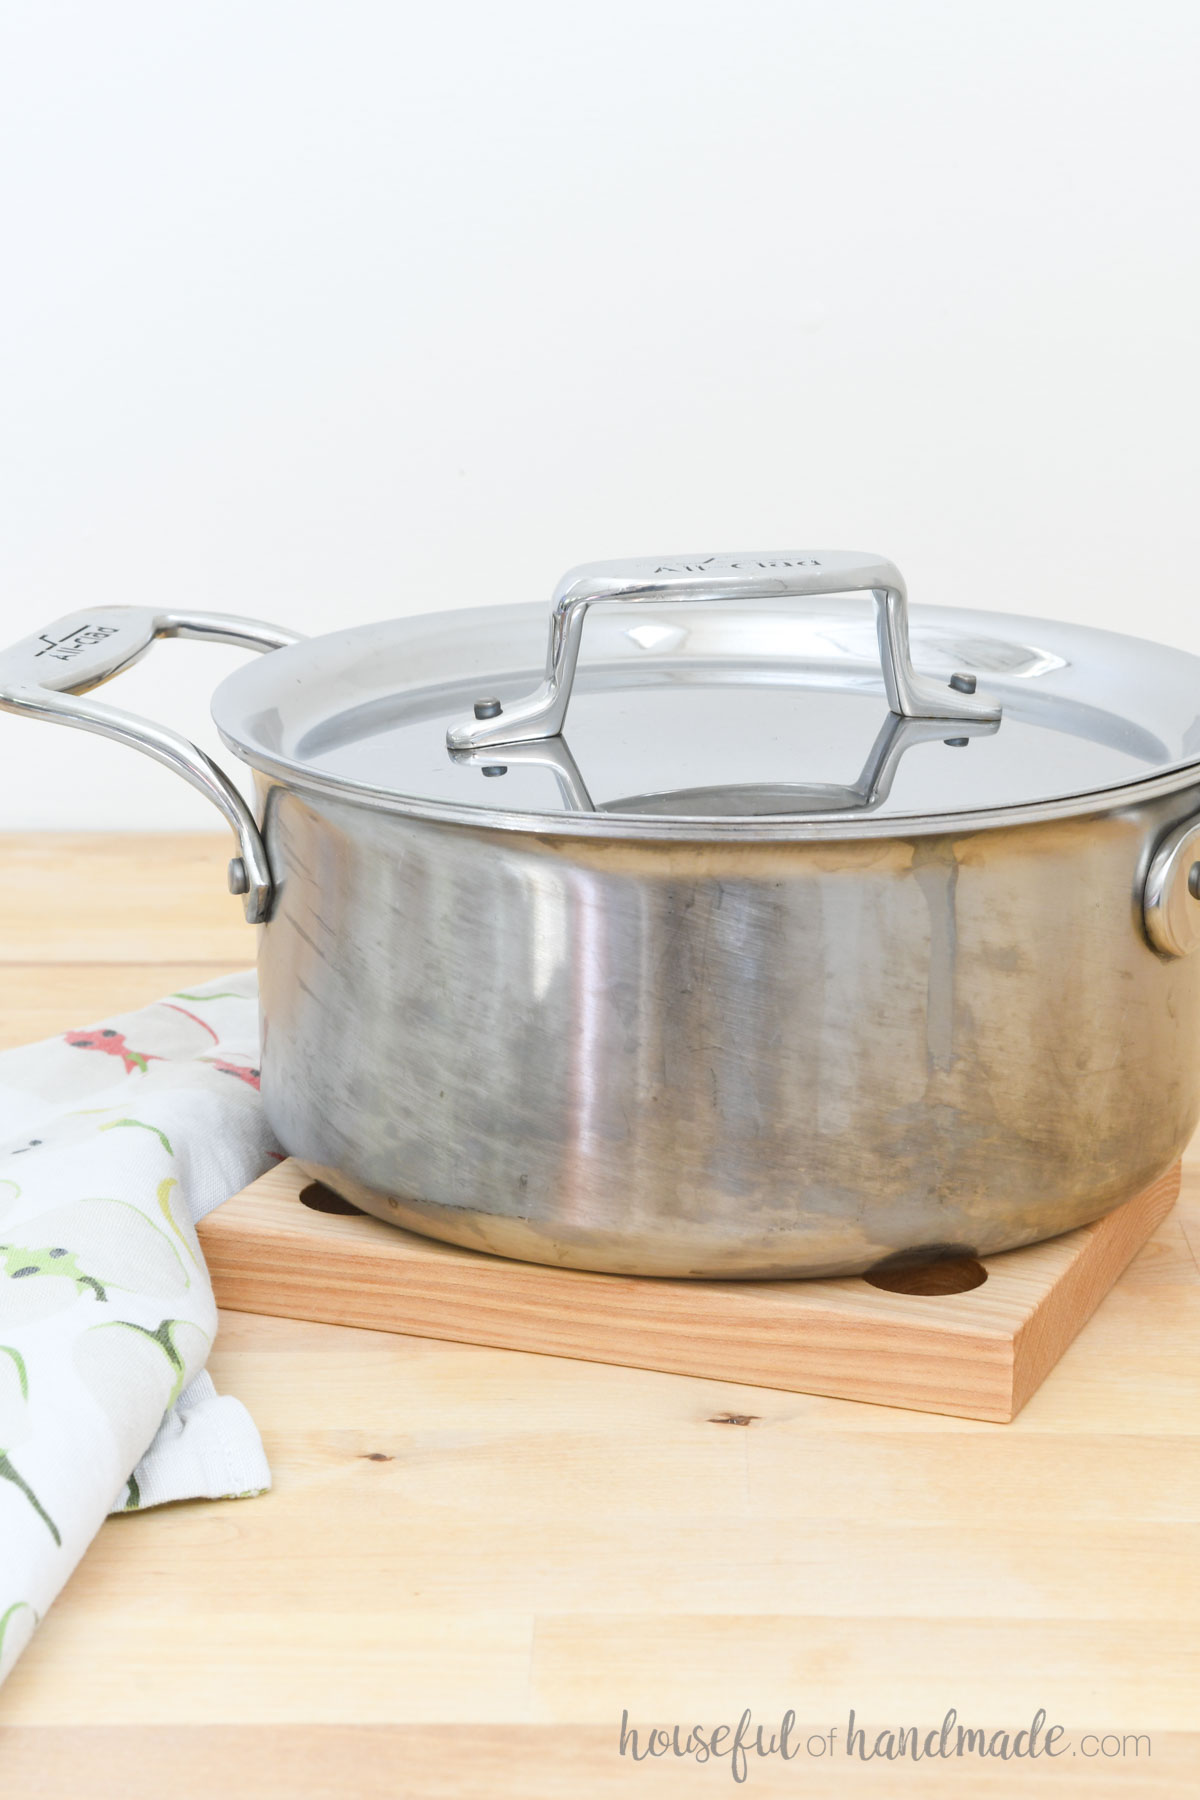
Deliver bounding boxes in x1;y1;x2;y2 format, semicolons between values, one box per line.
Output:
0;607;301;923
447;550;1001;751
1144;815;1200;957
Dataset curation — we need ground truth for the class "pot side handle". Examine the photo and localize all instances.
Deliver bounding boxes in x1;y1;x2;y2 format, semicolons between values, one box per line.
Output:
1144;815;1200;957
448;548;1003;751
0;606;302;924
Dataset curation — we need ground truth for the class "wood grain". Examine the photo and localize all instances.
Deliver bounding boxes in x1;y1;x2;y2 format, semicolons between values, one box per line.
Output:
0;835;1197;1800
199;1161;1181;1423
0;831;255;964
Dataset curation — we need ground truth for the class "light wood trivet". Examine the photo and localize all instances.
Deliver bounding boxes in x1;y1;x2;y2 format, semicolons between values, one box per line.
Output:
198;1160;1180;1422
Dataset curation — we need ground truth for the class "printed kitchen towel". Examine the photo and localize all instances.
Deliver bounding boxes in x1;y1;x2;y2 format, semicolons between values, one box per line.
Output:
0;972;276;1687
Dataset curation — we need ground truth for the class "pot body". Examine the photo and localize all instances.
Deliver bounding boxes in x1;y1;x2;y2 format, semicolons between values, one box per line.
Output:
254;777;1200;1277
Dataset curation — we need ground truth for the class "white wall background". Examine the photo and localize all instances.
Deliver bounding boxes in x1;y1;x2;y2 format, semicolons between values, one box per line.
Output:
1;0;1197;828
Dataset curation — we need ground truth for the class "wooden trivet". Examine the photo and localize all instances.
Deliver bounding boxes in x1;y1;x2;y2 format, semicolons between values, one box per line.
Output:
197;1160;1180;1422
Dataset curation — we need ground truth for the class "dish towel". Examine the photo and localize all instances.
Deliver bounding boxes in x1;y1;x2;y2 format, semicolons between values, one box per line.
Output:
0;972;275;1687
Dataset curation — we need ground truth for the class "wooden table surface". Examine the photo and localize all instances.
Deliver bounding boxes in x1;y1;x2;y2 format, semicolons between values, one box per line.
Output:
1;835;1198;1797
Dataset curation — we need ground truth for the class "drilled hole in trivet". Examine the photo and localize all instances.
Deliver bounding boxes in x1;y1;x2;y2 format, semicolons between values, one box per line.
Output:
863;1254;988;1295
299;1182;366;1216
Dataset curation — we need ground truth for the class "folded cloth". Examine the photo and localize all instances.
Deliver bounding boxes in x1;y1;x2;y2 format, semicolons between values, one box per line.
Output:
0;972;276;1686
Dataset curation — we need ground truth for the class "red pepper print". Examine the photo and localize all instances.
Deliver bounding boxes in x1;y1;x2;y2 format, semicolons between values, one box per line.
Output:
205;1059;261;1091
64;1029;162;1076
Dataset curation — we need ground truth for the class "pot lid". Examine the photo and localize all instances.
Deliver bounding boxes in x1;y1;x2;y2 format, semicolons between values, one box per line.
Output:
211;550;1200;838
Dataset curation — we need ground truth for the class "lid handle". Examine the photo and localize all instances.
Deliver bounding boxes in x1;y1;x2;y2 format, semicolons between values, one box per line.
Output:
447;550;1001;750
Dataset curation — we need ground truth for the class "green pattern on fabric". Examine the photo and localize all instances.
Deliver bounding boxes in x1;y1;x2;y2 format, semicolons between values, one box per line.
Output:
0;1452;61;1545
156;1178;199;1270
0;1345;28;1400
85;1317;197;1412
0;1348;62;1544
0;1602;38;1661
0;1241;105;1301
143;1319;190;1409
98;1118;175;1156
9;1197;191;1300
0;971;273;1693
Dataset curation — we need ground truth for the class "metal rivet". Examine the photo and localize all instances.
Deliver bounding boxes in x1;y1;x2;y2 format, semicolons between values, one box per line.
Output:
482;765;508;778
1188;862;1200;901
227;856;249;895
944;737;969;748
473;697;503;720
949;672;977;694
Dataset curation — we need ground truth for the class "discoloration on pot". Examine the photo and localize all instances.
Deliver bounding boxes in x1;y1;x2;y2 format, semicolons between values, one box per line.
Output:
911;839;960;1076
257;776;1200;1278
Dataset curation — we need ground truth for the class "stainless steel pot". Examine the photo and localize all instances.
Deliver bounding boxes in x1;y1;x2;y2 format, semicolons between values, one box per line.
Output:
6;550;1200;1278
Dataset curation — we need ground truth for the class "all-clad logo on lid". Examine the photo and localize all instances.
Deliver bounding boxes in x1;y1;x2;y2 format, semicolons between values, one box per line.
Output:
653;556;823;574
33;624;120;662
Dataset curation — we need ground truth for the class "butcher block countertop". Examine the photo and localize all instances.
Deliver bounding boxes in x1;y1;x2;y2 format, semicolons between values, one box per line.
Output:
1;834;1199;1799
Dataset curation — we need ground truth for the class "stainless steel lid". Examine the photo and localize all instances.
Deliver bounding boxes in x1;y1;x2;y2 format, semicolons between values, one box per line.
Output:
211;550;1200;838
